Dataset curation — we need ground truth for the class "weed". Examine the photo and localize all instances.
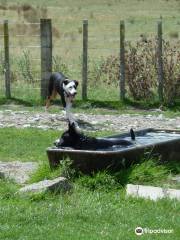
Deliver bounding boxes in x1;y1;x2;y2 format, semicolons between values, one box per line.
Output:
128;159;168;184
115;157;180;188
17;50;35;84
77;171;119;191
52;55;70;74
0;179;19;200
59;158;76;179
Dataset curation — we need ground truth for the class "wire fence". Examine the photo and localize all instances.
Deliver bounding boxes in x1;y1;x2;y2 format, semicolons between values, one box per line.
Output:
0;18;179;104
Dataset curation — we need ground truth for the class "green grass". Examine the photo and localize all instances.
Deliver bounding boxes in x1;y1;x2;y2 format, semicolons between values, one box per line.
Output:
0;1;180;235
0;128;59;162
0;127;117;163
28;161;61;183
1;175;180;240
114;158;180;189
0;180;180;240
1;186;180;239
0;127;180;239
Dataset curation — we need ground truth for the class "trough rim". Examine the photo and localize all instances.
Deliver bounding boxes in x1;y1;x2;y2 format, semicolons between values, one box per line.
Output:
46;128;180;155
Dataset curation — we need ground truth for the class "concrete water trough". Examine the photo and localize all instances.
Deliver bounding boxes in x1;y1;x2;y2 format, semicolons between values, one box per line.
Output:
47;128;180;173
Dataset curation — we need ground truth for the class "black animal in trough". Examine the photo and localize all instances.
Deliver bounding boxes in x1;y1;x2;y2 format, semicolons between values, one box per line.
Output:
47;128;180;172
55;122;135;150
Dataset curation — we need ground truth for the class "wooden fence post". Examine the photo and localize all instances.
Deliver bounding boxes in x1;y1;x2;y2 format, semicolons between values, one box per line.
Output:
120;20;125;101
82;19;88;100
40;19;52;99
157;20;164;102
4;20;11;98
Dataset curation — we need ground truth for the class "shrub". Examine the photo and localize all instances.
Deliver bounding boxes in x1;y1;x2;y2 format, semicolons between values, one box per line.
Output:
88;56;119;87
163;41;180;105
125;39;156;100
89;38;180;104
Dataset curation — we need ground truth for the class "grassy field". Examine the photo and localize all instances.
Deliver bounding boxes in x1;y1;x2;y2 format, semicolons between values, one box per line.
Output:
0;183;179;240
1;181;179;240
0;1;179;238
0;127;180;239
0;0;179;103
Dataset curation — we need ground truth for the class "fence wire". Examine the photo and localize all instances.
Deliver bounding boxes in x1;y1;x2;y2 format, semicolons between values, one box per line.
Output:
0;19;179;103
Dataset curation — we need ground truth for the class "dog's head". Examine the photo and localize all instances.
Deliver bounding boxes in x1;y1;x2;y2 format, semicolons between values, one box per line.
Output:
55;122;80;148
63;79;78;101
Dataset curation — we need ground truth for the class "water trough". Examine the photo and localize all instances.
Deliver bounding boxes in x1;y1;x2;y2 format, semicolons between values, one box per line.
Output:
47;128;180;173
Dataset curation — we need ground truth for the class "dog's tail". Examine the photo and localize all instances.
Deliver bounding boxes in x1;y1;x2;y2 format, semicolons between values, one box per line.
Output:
130;128;135;140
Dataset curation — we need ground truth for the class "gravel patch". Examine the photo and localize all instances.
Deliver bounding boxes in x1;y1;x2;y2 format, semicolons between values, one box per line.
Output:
0;109;179;132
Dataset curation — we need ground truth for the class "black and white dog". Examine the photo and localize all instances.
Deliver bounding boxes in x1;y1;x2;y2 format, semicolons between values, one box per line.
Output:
46;72;79;123
55;122;135;150
46;72;78;109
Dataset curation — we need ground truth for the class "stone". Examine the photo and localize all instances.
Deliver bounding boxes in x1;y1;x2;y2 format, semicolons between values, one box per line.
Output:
18;177;72;194
23;124;31;128
0;161;38;184
126;184;180;201
171;175;180;183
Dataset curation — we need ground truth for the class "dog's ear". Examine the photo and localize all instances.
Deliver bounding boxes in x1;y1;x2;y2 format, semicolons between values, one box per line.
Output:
68;121;77;134
63;79;69;85
74;80;79;87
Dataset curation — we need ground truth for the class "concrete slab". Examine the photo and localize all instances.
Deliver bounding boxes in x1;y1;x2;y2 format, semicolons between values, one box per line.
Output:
126;184;180;201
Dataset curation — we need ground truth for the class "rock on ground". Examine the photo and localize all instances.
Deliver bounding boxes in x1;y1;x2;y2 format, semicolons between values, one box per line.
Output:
0;161;38;184
18;177;72;194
